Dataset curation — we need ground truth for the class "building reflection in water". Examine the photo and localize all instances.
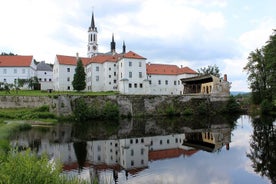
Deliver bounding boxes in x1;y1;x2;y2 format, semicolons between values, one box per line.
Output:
10;120;232;183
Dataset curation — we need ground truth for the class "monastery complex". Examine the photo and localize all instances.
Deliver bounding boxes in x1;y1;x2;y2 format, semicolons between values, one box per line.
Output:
0;12;230;96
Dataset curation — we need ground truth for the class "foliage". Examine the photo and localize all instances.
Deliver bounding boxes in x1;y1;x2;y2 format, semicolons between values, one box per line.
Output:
0;149;88;184
223;96;241;114
197;64;221;78
247;116;276;184
244;30;276;107
0;52;16;56
102;101;120;120
0;106;56;120
244;49;269;104
182;108;193;115
260;99;274;114
164;105;180;117
197;101;208;115
72;58;86;91
73;98;119;121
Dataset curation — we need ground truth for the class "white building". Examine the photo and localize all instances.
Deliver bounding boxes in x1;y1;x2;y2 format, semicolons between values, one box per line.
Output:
0;55;36;85
36;61;53;90
52;12;197;94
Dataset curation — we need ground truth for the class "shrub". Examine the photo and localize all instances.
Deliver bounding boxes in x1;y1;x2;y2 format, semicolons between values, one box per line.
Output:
73;98;90;121
183;108;193;115
102;101;119;120
0;149;88;184
260;99;274;114
224;96;241;114
197;102;208;115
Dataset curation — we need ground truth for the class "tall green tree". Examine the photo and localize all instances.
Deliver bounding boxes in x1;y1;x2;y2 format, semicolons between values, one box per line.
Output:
72;58;86;91
244;48;269;104
244;29;276;104
197;64;221;78
263;29;276;100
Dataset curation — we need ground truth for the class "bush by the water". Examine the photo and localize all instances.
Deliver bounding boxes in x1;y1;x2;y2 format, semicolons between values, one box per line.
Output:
73;98;119;121
0;149;88;184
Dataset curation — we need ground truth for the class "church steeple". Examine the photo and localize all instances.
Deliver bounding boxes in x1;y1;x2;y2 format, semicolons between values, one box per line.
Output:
122;41;126;53
111;33;116;53
90;11;96;31
87;11;98;57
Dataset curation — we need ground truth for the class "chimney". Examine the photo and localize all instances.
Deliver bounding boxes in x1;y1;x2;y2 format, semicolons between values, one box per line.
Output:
226;143;230;150
76;52;79;59
224;74;227;81
181;65;183;68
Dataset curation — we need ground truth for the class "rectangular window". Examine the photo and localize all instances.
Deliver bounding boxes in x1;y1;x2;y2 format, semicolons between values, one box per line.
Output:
96;76;99;81
44;78;47;82
139;62;142;67
114;72;116;76
96;66;99;71
158;80;161;85
67;86;70;90
129;61;132;67
165;80;168;85
109;75;111;78
114;80;116;84
109;67;111;71
140;83;143;88
139;72;142;78
129;72;132;78
49;79;52;82
149;80;152;85
22;69;25;74
14;69;17;74
67;68;70;72
67;77;70;82
129;83;132;88
178;81;180;85
174;81;177;85
39;78;42;81
3;69;7;74
134;83;137;88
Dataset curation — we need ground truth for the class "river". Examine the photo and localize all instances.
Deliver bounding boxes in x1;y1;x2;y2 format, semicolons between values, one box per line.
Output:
9;115;276;184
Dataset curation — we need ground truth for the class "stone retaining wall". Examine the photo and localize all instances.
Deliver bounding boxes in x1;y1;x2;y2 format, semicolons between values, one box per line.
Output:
0;94;230;116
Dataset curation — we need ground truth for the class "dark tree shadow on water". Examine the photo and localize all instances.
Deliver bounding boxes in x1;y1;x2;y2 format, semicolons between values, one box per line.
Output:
247;115;276;184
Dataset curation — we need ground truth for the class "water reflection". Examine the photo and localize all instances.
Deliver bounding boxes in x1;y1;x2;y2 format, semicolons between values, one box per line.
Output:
9;115;274;184
247;116;276;184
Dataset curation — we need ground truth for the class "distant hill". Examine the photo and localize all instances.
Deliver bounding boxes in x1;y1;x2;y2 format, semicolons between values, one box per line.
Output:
230;91;250;96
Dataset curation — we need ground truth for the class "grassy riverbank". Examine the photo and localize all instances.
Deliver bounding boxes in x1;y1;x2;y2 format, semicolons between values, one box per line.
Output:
0;90;118;96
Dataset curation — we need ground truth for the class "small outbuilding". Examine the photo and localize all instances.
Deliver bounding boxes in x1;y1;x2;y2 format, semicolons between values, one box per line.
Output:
180;74;231;96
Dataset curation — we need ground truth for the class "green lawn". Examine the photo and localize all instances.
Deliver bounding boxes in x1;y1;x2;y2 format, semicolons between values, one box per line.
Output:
0;90;118;96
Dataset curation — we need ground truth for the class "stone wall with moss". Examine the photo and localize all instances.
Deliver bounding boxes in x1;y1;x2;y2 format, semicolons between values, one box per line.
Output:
0;94;230;117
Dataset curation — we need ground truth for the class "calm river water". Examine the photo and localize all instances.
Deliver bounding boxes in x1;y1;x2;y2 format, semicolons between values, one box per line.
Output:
10;115;276;184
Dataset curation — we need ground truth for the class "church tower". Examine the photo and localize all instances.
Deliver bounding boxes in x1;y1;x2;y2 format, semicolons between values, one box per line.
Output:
87;11;98;57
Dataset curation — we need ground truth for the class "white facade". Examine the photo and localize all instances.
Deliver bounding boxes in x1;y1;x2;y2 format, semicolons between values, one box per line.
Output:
0;55;36;86
53;56;76;91
51;12;198;94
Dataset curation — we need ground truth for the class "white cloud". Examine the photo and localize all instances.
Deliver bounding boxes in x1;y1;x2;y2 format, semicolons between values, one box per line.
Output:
239;18;276;52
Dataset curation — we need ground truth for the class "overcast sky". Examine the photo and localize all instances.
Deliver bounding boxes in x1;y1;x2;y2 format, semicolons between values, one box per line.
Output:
1;0;276;92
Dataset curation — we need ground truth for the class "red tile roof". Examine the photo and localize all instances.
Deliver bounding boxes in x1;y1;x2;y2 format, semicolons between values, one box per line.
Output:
149;148;198;161
123;51;146;59
56;55;90;66
0;55;33;67
89;54;121;64
146;63;197;75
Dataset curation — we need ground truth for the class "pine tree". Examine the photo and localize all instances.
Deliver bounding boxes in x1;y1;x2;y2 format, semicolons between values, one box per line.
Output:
72;58;86;91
